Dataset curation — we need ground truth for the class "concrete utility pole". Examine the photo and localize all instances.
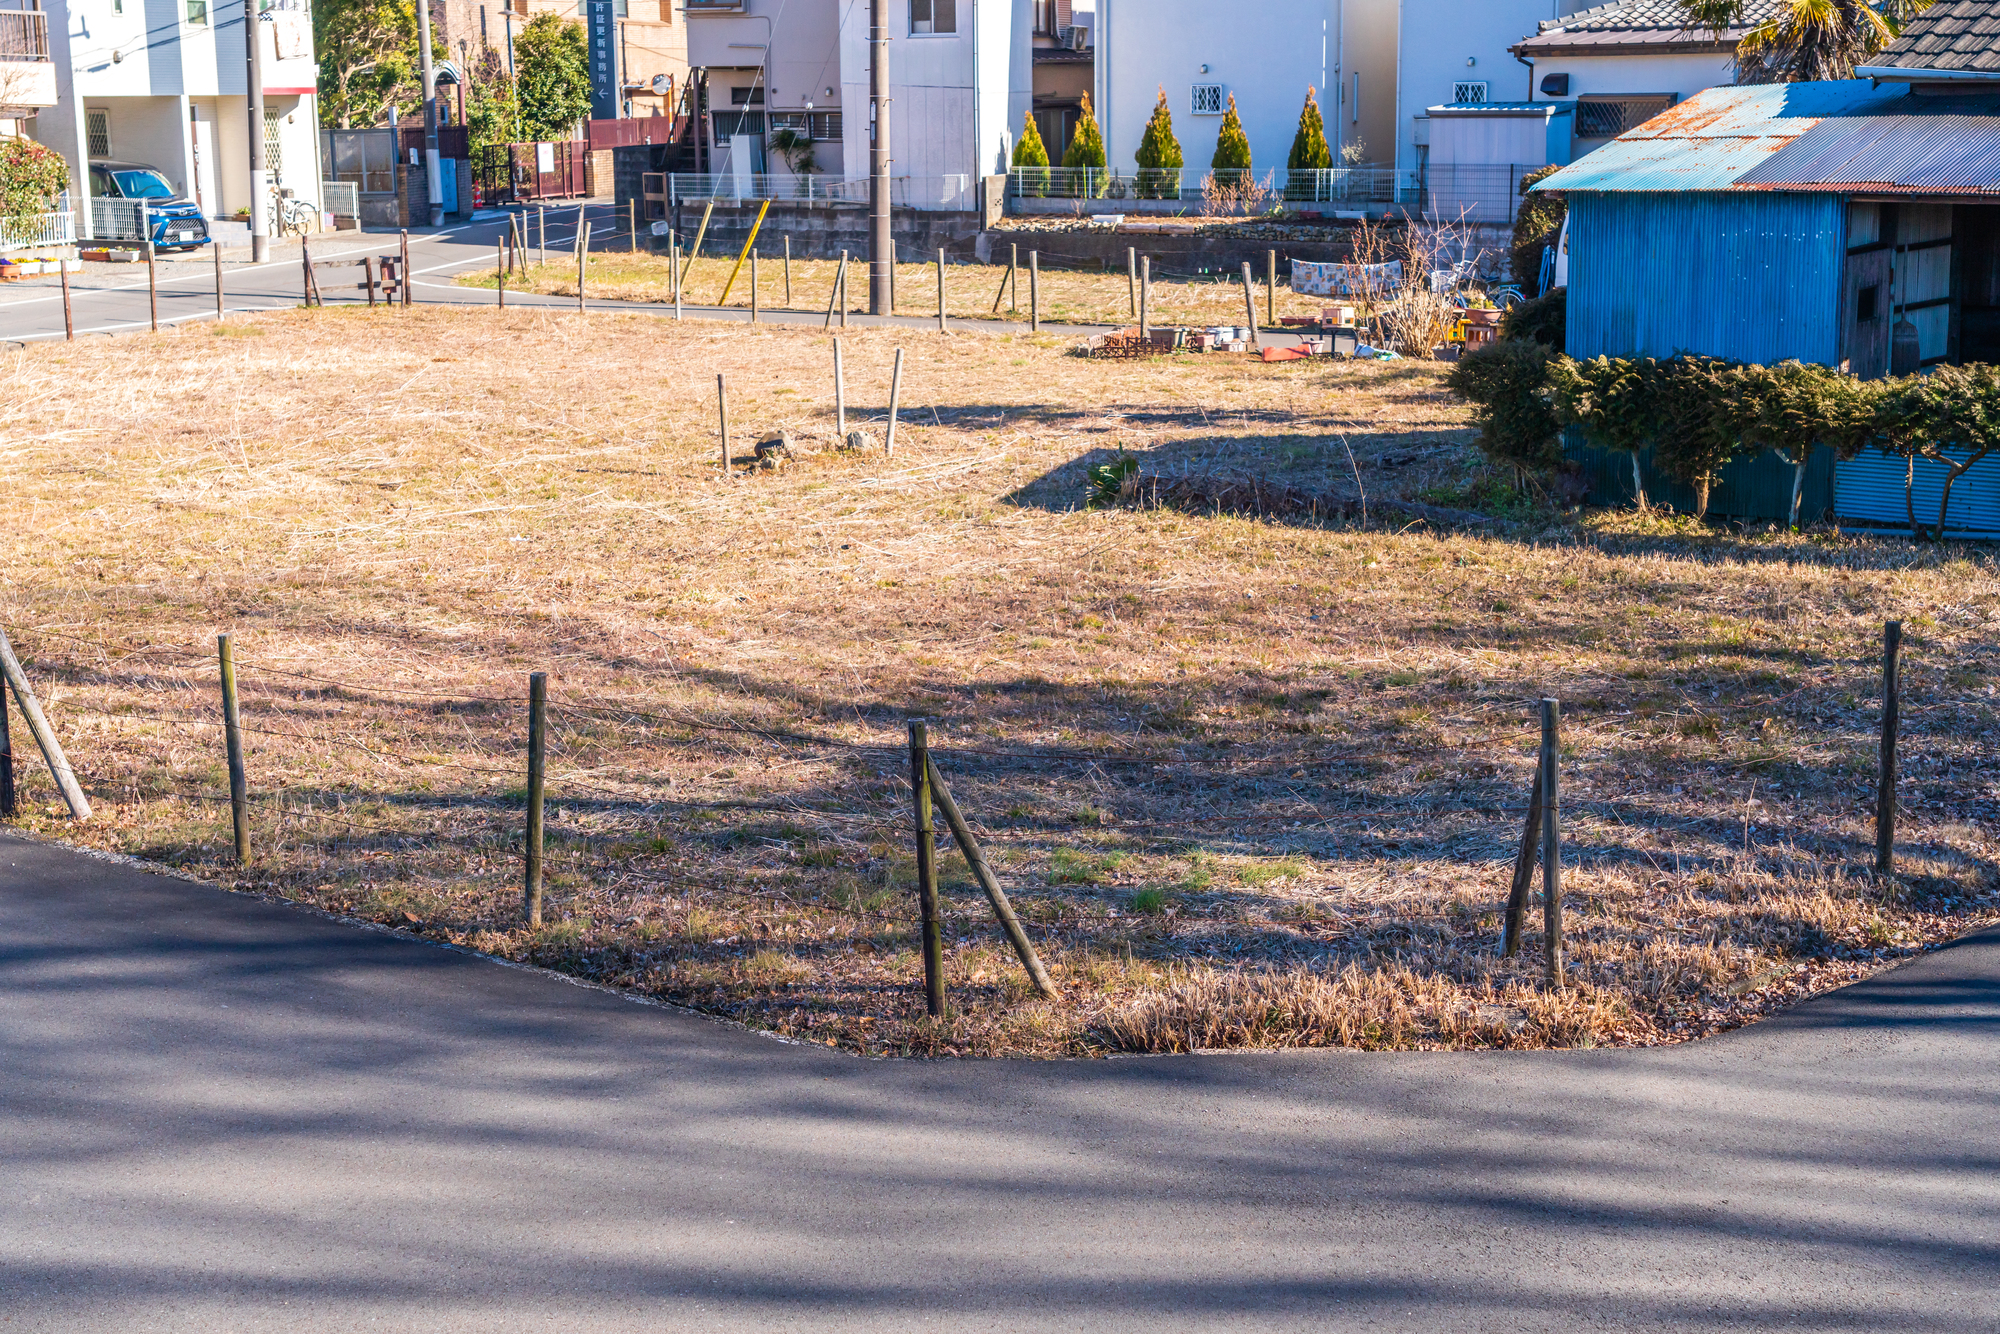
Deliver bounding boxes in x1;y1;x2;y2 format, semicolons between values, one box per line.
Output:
246;0;267;262
868;0;891;314
417;0;444;226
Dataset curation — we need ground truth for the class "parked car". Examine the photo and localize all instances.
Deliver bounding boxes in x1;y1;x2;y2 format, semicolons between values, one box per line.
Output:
87;161;210;251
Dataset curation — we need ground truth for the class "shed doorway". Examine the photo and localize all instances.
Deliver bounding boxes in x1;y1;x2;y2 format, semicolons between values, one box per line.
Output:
1957;205;2000;367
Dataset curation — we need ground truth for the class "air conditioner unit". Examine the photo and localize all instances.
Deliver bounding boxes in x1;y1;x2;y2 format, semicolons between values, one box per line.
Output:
1069;24;1087;51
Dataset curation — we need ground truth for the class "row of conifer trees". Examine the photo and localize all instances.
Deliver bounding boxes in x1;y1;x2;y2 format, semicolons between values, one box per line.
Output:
1012;87;1338;195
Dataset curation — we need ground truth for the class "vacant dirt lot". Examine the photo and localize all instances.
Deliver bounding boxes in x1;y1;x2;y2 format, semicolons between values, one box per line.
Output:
2;305;1995;1056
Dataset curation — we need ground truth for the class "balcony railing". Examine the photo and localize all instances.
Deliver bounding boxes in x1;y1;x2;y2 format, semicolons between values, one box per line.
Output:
0;9;51;60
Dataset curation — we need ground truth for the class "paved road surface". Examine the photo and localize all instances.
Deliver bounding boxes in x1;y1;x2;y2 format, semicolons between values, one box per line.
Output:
2;830;1995;1330
0;206;1106;343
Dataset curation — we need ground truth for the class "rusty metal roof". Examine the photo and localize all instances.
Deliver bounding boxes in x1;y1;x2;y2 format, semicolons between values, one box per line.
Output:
1535;79;2000;195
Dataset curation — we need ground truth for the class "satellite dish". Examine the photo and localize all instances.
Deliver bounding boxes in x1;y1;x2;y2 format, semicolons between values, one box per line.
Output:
651;73;672;95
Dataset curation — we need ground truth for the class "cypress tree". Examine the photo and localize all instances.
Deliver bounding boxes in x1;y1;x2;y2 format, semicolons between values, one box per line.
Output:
1210;92;1251;187
1063;91;1108;196
1134;86;1183;199
1013;109;1049;197
1288;86;1333;171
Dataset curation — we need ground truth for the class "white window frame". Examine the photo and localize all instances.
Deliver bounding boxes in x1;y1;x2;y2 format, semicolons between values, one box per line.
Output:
1191;83;1223;116
1452;81;1488;104
86;108;111;158
185;0;208;25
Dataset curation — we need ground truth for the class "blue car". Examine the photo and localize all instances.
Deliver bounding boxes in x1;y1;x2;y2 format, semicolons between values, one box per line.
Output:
88;161;211;250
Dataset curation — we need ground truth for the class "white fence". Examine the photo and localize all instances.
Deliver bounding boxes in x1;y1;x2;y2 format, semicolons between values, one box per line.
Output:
321;180;359;221
88;198;150;241
0;209;76;249
1006;164;1542;221
664;173;976;212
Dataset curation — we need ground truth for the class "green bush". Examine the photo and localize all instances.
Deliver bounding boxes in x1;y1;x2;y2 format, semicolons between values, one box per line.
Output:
1134;86;1184;200
1210;93;1252;187
1445;341;1563;475
1013;110;1050;197
1062;91;1107;196
1876;362;2000;540
1644;356;1742;520
1499;285;1564;348
514;11;590;143
1725;361;1881;529
1511;164;1565;293
0;138;69;223
1549;354;1654;508
1288;86;1333;172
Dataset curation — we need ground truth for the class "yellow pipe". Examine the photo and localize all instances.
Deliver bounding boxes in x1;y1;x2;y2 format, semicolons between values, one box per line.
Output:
679;198;716;289
717;199;772;308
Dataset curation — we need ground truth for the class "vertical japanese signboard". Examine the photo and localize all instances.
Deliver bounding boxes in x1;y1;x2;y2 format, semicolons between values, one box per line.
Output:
587;0;621;121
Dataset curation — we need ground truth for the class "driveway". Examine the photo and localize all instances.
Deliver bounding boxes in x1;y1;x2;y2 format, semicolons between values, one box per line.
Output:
2;829;1994;1331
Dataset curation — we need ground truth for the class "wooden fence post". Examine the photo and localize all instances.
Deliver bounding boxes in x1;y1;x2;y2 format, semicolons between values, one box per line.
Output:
524;671;546;927
840;249;850;328
0;628;90;820
1267;248;1277;327
218;634;250;865
1128;247;1138;317
833;338;846;440
1139;255;1150;340
936;247;948;333
1240;262;1262;349
1540;698;1563;986
1029;251;1040;332
629;199;637;254
213;237;225;319
927;756;1057;998
884;346;904;455
1877;620;1903;874
1500;769;1543;957
0;671;14;817
909;721;944;1018
60;257;73;340
673;236;682;319
497;239;506;308
576;222;590;314
365;256;377;308
751;248;760;323
1009;242;1019;312
148;242;160;329
717;373;731;477
784;234;792;307
401;229;412;307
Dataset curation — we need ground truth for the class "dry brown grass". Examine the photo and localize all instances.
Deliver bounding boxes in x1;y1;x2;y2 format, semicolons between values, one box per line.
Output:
2;304;1996;1058
458;250;1340;328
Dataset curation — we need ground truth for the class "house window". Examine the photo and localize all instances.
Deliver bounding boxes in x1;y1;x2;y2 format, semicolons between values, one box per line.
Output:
185;0;207;24
1191;83;1223;115
1452;81;1488;104
86;108;110;158
770;111;843;141
730;86;765;105
911;0;955;34
264;117;282;175
1574;95;1672;138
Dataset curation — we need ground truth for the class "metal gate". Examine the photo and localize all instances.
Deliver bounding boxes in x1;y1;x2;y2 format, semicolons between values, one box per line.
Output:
474;142;588;204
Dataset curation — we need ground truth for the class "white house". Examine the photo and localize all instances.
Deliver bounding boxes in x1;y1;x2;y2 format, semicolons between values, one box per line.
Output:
686;0;845;175
1;0;60;141
35;0;323;238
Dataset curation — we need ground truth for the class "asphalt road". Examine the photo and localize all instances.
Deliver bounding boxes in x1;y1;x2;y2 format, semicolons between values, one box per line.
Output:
2;829;1995;1331
0;205;1105;343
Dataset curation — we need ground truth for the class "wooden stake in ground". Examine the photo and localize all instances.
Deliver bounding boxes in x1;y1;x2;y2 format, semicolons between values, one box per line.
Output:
840;250;850;328
217;634;249;865
680;198;714;288
1267;248;1277;326
538;204;546;266
576;222;590;313
717;373;731;476
1240;262;1262;349
672;237;682;319
926;756;1057;998
1501;769;1543;958
59;257;72;340
213;237;224;319
0;628;90;820
1877;619;1903;874
751;248;760;323
523;671;546;927
885;346;904;455
936;247;948;333
0;670;14;817
496;239;506;308
833;338;846;439
909;721;945;1018
1139;255;1150;341
628;199;637;254
1029;250;1040;332
364;255;377;308
784;234;793;307
1128;247;1138;317
401;229;412;307
1540;698;1563;986
823;251;844;328
1009;243;1019;312
148;242;160;329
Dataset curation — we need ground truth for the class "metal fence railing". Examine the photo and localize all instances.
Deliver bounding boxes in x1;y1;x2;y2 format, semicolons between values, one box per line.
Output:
662;173;976;211
1006;163;1543;222
87;198;149;241
321;180;359;221
0;208;73;249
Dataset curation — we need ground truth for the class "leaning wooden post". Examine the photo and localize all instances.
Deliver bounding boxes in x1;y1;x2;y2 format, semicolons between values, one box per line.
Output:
936;246;948;333
825;251;847;328
1127;246;1138;317
783;233;793;306
217;634;250;865
628;198;637;253
0;628;90;820
1029;250;1040;332
833;338;847;440
927;756;1057;998
885;346;905;455
1500;769;1542;958
717;373;731;477
576;222;590;314
298;234;311;309
1540;698;1563;986
497;239;506;308
751;248;760;323
1009;242;1019;312
364;255;377;308
213;236;225;318
60;258;73;340
1876;620;1903;874
523;671;546;926
0;671;14;817
1267;248;1277;326
401;228;413;307
148;241;160;329
840;248;850;328
1240;262;1263;348
909;721;945;1018
672;236;682;319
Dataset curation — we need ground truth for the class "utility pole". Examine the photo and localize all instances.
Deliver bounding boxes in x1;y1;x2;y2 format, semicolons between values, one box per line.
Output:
417;0;444;227
868;0;891;314
246;0;267;262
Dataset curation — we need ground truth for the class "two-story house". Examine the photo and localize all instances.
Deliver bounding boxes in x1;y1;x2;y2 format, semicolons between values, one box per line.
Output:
2;0;60;142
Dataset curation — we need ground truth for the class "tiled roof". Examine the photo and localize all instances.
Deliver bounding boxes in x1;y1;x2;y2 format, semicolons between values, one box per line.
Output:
1863;0;2000;73
1513;0;1782;53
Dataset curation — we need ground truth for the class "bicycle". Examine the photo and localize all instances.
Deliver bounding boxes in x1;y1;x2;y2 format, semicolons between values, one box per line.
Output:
271;188;321;239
